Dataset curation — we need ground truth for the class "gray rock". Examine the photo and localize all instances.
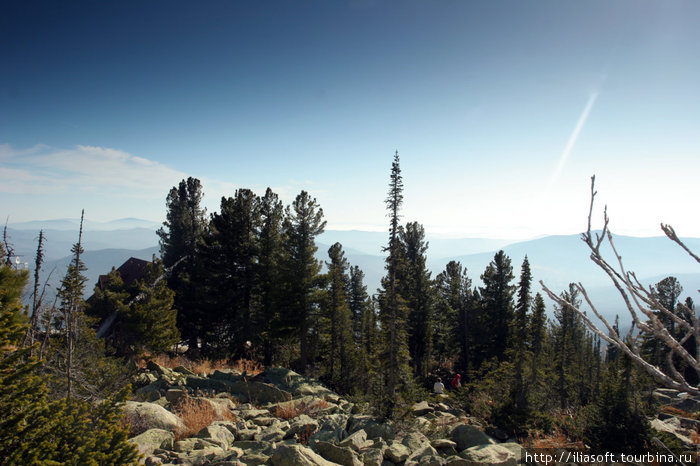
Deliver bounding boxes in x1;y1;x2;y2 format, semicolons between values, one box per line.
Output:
362;447;386;466
431;439;458;457
402;431;430;451
129;428;174;457
123;401;185;435
412;401;434;416
319;413;350;432
286;414;319;439
255;426;286;443
459;444;517;466
450;424;495;451
347;415;395;440
237;407;271;419
385;442;411;463
406;444;439;463
339;428;369;451
263;367;335;397
134;372;158;388
270;444;341;465
316;441;363;466
197;423;236;448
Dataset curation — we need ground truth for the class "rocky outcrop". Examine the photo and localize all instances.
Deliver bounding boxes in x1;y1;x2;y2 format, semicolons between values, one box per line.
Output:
125;362;540;465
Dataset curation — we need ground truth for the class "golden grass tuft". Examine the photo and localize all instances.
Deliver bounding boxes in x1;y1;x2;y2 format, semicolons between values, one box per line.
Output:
274;399;330;420
172;397;236;441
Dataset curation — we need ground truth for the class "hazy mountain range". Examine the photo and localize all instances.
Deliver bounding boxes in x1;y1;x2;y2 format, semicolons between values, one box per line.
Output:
5;218;699;327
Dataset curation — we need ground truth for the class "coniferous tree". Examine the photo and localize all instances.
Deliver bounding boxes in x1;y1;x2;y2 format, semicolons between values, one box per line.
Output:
0;246;139;465
348;266;378;394
281;190;326;372
157;177;207;355
475;250;515;367
435;261;471;372
512;256;532;407
57;210;87;399
528;293;547;395
378;151;410;414
23;229;45;351
203;189;261;357
398;221;434;380
255;188;285;366
88;261;179;357
323;243;355;391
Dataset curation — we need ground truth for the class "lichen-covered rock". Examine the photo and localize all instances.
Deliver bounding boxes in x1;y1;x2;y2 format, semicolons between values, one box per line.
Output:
450;424;495;451
459;444;518;466
123;401;185;434
316;441;363;466
412;401;434;416
338;428;368;451
197;423;236;448
402;431;430;451
263;367;335;397
385;442;411;463
270;444;341;465
286;414;319;439
347;415;395;440
129;428;174;457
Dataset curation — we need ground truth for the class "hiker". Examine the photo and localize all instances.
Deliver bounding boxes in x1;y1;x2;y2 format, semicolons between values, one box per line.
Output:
451;373;461;389
433;377;445;394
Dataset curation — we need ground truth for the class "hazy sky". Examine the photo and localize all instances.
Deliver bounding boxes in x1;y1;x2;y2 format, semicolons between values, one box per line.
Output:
2;0;699;239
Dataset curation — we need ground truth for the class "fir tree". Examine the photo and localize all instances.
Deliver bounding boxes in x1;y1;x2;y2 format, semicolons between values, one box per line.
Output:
476;250;515;367
281;190;326;372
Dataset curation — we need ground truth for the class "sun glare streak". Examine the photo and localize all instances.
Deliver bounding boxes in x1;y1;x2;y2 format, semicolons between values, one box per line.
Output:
545;91;599;195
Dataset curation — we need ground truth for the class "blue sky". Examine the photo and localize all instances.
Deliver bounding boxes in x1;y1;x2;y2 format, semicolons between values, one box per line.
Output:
1;0;699;238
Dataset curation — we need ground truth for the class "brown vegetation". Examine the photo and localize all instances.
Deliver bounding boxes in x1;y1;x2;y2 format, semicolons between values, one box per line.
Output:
172;397;236;441
139;354;263;376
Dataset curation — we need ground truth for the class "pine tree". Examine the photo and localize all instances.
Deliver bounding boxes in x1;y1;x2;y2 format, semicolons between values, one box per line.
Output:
203;189;261;357
528;293;547;397
23;229;46;352
255;188;285;366
157;177;207;355
281;190;326;372
398;221;434;380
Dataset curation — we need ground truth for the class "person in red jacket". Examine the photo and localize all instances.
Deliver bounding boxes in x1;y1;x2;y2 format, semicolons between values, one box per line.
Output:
451;373;461;389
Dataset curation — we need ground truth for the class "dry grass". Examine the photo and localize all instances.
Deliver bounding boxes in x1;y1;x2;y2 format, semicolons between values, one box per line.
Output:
525;427;586;451
172;397;235;440
275;399;330;420
139;354;263;376
691;427;700;445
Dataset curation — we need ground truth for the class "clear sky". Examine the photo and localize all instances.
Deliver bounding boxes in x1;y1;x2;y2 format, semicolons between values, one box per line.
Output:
2;0;699;239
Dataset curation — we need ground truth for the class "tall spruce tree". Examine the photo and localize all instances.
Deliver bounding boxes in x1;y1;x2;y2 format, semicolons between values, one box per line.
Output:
157;177;207;354
378;150;410;414
512;256;532;406
281;190;326;372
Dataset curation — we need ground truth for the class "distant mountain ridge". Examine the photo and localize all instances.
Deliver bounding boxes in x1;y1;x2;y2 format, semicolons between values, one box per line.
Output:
5;220;698;326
